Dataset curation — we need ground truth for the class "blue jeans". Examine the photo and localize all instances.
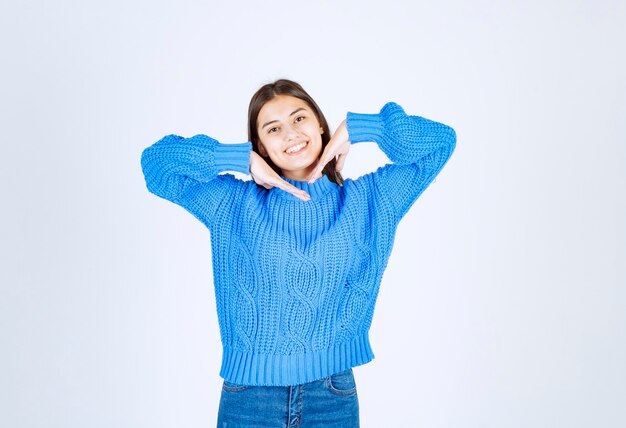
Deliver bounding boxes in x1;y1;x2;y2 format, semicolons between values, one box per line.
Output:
216;368;360;427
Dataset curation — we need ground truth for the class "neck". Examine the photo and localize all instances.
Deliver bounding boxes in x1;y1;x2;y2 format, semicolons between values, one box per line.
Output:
278;174;335;200
282;165;316;182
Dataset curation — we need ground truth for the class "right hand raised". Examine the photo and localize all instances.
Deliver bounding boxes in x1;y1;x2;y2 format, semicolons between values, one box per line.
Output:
249;151;311;202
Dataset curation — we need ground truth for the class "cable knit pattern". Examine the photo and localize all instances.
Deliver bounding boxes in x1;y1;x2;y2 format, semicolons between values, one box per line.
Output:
140;102;456;386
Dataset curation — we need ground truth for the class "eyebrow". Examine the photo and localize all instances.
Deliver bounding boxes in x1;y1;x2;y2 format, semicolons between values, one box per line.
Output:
261;107;307;129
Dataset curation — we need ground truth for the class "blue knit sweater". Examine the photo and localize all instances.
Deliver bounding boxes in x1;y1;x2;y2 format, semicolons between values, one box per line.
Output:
141;102;456;386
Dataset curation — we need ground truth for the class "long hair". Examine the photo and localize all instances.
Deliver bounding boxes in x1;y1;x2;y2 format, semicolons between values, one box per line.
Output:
247;79;344;186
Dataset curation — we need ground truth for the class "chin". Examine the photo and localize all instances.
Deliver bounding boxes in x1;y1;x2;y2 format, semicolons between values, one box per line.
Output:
279;156;315;170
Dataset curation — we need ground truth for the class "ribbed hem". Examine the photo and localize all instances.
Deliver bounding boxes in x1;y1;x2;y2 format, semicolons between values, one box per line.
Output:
213;141;252;174
220;332;375;386
346;112;384;144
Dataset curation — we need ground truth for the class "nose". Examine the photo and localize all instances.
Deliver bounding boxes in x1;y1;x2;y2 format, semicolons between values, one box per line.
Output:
285;123;299;140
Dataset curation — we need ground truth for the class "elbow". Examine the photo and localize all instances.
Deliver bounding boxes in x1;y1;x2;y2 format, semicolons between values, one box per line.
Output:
440;124;457;160
140;146;164;197
140;147;154;186
445;125;457;148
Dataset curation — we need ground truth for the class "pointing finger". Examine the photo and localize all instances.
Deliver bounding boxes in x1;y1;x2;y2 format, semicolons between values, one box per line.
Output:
335;153;346;171
273;178;311;202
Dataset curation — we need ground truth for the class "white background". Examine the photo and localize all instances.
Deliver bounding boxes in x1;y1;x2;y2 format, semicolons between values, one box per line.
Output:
1;1;624;427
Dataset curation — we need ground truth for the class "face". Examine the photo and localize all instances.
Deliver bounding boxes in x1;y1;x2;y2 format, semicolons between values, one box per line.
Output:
256;95;324;181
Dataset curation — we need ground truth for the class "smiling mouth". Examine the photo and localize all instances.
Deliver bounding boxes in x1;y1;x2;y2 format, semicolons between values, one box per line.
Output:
284;141;308;155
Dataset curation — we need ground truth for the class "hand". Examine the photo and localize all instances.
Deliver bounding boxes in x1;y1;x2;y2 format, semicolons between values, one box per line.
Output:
249;151;311;201
306;119;350;183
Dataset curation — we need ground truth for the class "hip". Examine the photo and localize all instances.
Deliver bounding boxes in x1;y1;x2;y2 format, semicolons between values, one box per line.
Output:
217;368;359;427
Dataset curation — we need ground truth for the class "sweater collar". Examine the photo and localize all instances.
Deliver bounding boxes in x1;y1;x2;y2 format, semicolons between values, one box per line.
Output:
275;174;336;201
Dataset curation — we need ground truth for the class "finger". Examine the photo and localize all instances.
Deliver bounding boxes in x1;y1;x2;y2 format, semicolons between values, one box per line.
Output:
307;149;334;183
307;143;334;183
273;178;311;201
335;153;347;172
305;161;323;183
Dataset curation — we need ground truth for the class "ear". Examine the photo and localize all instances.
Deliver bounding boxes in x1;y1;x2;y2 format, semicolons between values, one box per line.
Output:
258;142;268;157
320;127;324;135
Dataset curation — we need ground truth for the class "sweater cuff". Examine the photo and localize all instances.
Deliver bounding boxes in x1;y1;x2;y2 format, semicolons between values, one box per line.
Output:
213;141;252;174
346;112;384;144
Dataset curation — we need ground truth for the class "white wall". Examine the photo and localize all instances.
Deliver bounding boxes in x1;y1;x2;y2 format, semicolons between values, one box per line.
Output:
1;1;624;427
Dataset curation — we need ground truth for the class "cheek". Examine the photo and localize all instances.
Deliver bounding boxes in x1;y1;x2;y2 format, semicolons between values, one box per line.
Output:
262;140;290;164
259;135;280;153
313;131;324;148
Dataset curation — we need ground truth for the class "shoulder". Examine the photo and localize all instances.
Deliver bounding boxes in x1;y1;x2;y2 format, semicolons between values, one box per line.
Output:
341;166;385;203
342;165;399;215
186;173;262;212
213;173;261;196
343;163;395;191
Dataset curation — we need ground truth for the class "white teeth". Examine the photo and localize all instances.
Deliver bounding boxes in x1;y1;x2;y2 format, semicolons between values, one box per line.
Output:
285;142;307;154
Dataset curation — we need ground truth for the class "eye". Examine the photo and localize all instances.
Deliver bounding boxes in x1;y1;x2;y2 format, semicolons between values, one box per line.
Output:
268;127;279;134
295;115;305;123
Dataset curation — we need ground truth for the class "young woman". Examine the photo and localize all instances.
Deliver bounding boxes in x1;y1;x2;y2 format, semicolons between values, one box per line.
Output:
141;79;456;427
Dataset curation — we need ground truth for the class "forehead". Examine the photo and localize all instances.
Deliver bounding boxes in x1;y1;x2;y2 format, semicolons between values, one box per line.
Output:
257;95;311;122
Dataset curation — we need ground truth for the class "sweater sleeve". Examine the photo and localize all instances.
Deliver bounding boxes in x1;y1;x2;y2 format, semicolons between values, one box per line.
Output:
346;102;456;221
140;133;252;226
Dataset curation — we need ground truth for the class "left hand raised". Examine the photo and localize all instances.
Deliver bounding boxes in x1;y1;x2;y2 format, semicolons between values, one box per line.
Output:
306;119;351;183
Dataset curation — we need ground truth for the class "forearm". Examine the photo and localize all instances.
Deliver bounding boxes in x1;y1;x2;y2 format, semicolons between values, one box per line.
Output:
346;102;456;169
346;102;457;221
140;134;251;203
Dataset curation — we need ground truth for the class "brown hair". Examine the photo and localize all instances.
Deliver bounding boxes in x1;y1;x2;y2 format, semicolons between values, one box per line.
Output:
247;79;344;186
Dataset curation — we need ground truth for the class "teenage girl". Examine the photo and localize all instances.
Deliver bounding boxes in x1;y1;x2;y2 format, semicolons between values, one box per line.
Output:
141;79;456;427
